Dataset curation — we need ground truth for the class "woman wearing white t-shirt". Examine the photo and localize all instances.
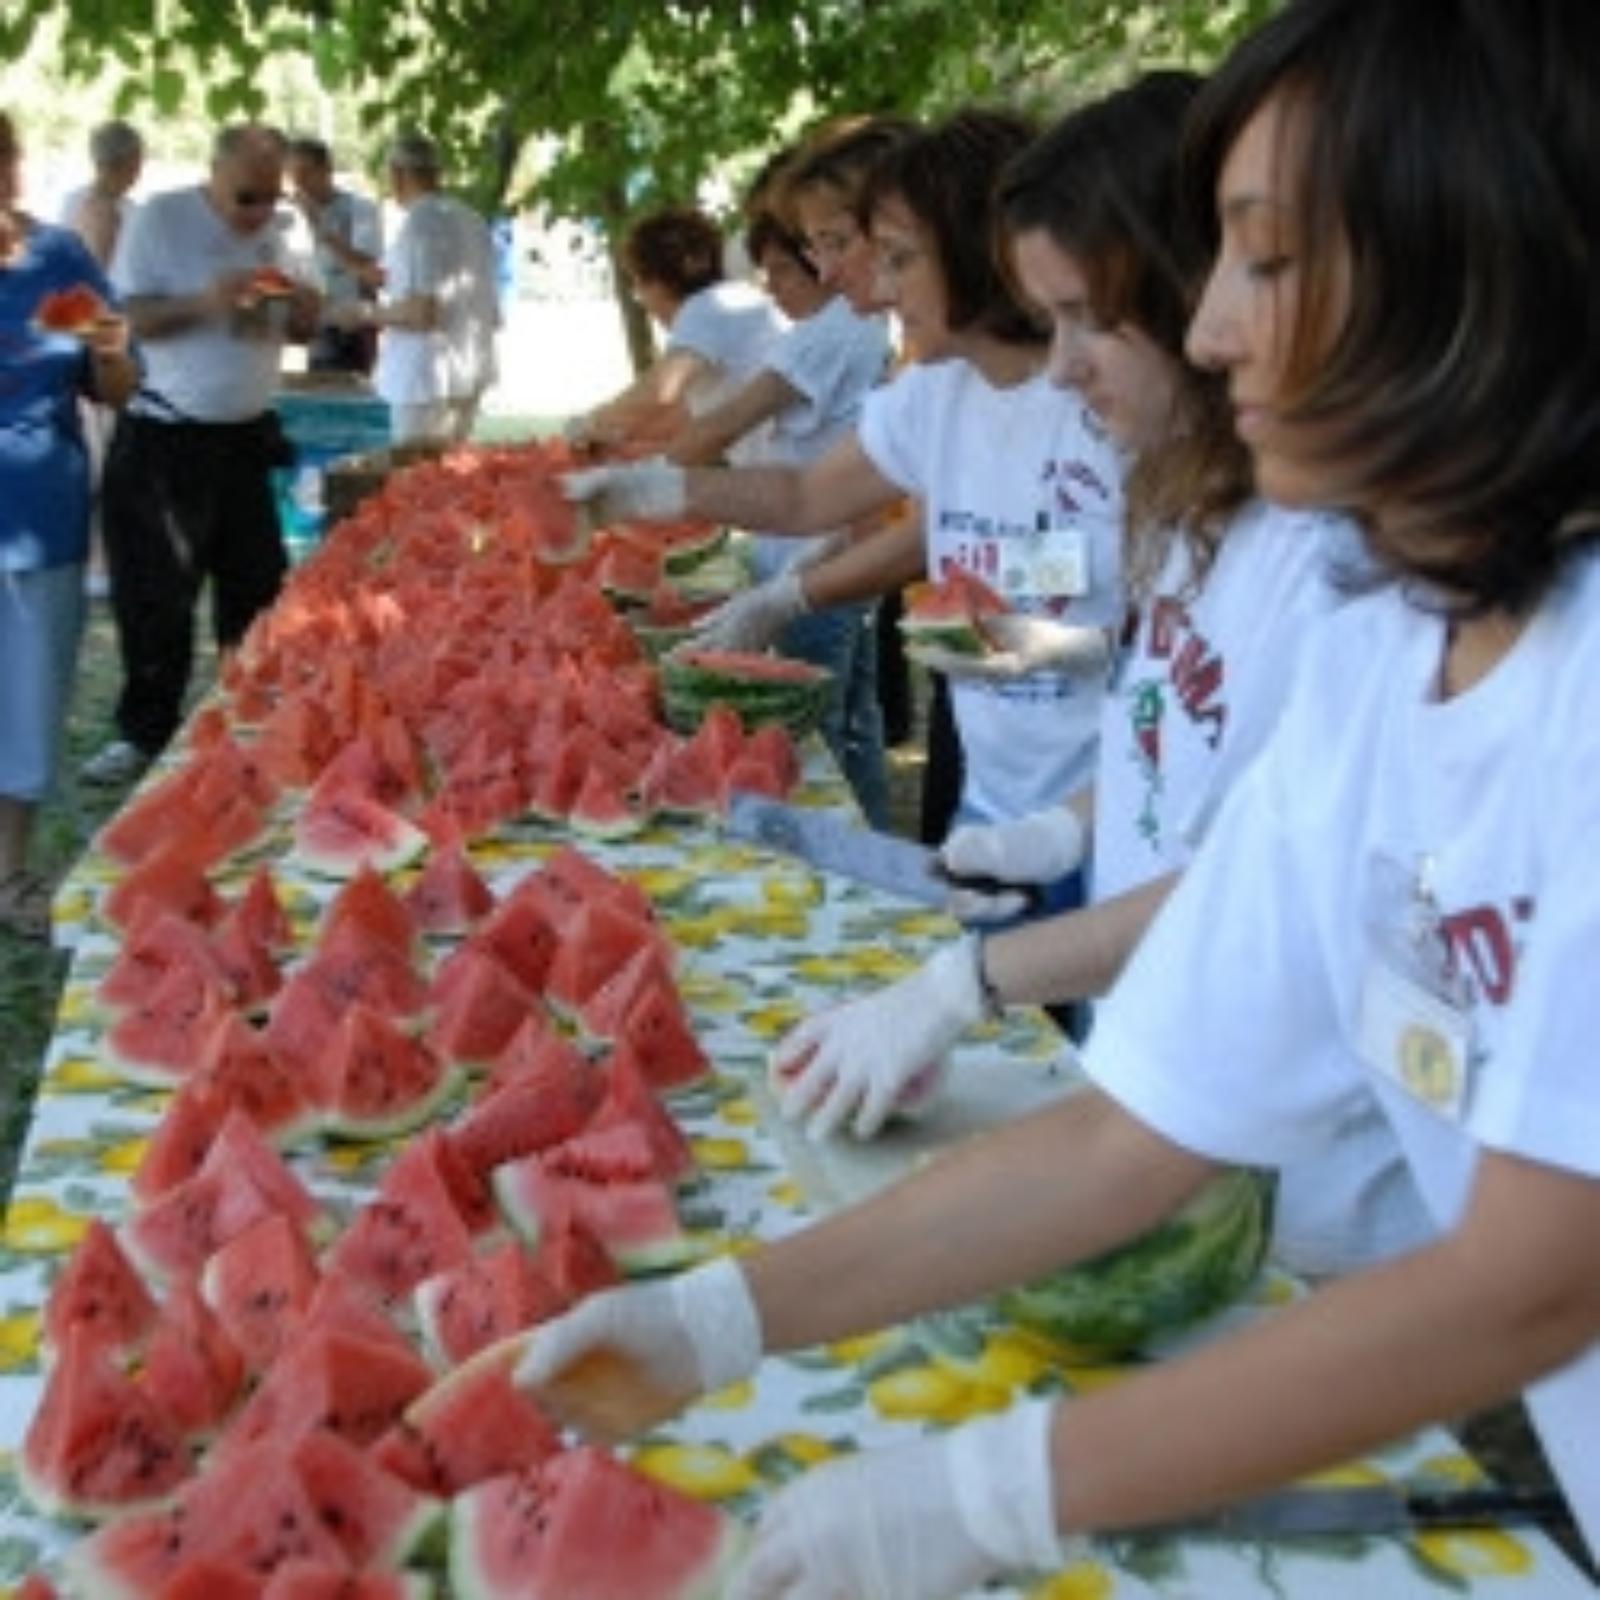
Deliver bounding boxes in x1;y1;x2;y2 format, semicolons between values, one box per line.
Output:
519;4;1600;1591
566;110;1125;843
568;207;785;461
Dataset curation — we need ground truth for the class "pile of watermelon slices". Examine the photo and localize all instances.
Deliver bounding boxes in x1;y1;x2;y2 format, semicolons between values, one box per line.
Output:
30;841;747;1594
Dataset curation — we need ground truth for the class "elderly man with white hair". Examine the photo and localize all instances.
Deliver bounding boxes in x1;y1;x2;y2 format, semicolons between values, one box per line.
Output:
60;119;143;269
330;131;500;444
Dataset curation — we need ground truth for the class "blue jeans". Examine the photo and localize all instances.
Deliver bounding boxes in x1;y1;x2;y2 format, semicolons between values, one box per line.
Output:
780;603;890;829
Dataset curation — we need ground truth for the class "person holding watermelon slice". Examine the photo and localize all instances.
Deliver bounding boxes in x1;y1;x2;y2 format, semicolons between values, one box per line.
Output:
564;110;1127;861
525;0;1600;1590
0;110;137;939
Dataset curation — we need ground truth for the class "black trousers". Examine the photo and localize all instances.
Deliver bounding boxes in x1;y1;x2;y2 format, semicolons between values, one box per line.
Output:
918;672;965;846
101;412;288;755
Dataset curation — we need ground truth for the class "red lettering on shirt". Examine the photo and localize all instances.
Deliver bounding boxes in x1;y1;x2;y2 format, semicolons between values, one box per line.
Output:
1441;905;1518;1006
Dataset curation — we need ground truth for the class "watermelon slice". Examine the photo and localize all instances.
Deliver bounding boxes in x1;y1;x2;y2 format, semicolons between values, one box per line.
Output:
450;1446;744;1600
577;944;676;1042
41;1218;158;1362
123;1163;283;1284
154;1559;265;1600
103;839;226;934
202;1211;321;1372
95;910;232;1015
191;1014;319;1141
413;1238;566;1369
512;843;654;932
300;917;430;1018
426;948;538;1068
233;866;295;954
404;841;495;935
290;1426;443;1569
900;565;1010;656
532;1201;621;1303
102;962;235;1084
471;894;559;991
324;861;417;955
20;1325;191;1519
373;1331;561;1497
293;792;427;877
248;265;298;298
310;1004;458;1139
568;765;645;840
33;281;110;334
214;1327;433;1462
543;901;663;1020
139;1279;248;1439
264;1564;434;1600
613;981;711;1093
493;1156;690;1274
588;1042;696;1185
207;904;284;1013
130;1081;234;1202
451;1053;597;1184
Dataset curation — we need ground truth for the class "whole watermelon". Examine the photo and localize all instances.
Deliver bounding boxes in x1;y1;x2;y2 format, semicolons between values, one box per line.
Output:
996;1168;1274;1359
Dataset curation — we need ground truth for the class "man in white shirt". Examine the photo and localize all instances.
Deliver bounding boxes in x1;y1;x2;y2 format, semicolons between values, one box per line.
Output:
59;120;143;272
82;124;319;785
334;132;499;444
286;136;382;376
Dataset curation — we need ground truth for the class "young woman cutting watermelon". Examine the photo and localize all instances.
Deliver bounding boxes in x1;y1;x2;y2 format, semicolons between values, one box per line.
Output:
564;109;1128;854
524;1;1600;1592
763;73;1429;1282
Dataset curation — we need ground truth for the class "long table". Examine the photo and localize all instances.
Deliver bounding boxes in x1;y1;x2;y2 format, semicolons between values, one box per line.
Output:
0;749;1593;1596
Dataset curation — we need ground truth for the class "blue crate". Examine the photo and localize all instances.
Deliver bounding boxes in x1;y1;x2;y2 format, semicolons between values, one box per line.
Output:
272;389;391;556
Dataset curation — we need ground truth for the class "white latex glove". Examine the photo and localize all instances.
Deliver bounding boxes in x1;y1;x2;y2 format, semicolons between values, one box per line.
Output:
560;455;688;524
729;1399;1065;1600
679;569;808;654
940;806;1086;922
514;1256;761;1442
769;939;988;1140
913;616;1111;682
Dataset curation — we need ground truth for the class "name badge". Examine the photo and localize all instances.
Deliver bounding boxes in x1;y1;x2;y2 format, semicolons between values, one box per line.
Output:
1000;520;1089;600
1357;852;1478;1122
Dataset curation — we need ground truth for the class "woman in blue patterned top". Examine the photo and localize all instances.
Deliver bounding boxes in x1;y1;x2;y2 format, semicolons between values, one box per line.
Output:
0;111;137;939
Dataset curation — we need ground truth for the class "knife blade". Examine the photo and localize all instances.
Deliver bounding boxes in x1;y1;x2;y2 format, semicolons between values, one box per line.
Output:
724;792;948;907
1164;1483;1573;1541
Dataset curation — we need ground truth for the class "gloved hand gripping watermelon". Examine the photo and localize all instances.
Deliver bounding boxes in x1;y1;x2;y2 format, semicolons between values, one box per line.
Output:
899;568;1011;658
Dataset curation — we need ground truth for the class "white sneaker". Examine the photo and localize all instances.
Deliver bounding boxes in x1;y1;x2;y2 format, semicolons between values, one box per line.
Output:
80;739;152;786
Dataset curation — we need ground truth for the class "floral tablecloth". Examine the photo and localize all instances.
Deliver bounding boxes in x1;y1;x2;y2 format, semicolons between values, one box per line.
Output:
0;749;1592;1597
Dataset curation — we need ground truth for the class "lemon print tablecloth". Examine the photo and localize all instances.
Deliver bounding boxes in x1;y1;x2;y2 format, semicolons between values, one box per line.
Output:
0;749;1592;1597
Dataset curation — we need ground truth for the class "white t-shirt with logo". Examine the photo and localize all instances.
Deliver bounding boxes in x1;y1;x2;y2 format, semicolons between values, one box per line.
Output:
859;360;1125;823
1080;552;1600;1553
1094;503;1360;902
112;186;295;422
373;193;500;406
666;280;786;470
751;297;893;580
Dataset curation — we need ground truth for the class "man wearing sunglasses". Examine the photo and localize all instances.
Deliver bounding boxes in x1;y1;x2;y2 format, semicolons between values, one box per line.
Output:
82;124;320;787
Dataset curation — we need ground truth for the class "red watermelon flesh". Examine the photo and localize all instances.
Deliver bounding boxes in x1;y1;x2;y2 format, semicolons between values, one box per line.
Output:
65;1506;198;1599
264;1563;433;1600
300;919;430;1019
208;906;284;1013
131;1081;235;1203
263;970;345;1075
426;948;537;1066
103;962;235;1084
198;1109;322;1231
96;910;232;1014
638;735;723;817
202;1211;321;1373
308;734;415;814
122;1161;286;1284
309;1004;456;1139
414;1238;566;1368
471;895;558;991
34;280;110;333
290;1427;443;1569
140;1280;248;1439
104;839;226;934
742;722;800;790
323;863;416;956
234;867;295;954
588;1042;695;1185
449;1446;744;1600
532;1203;621;1303
153;1557;265;1600
42;1217;158;1360
671;646;827;684
192;1017;317;1143
685;704;745;775
542;1121;663;1187
722;750;788;802
543;901;662;1018
404;841;495;935
20;1326;191;1519
492;1159;690;1275
293;792;427;878
98;766;201;866
568;765;643;840
451;1048;596;1184
373;1332;560;1498
481;1010;591;1098
294;1278;415;1361
577;944;675;1041
614;981;711;1092
214;1329;432;1463
511;843;653;933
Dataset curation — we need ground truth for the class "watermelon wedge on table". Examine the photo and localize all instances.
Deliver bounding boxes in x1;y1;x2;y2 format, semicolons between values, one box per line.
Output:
309;1003;458;1140
40;1218;157;1362
140;1279;247;1440
292;791;427;877
413;1237;566;1368
450;1445;744;1600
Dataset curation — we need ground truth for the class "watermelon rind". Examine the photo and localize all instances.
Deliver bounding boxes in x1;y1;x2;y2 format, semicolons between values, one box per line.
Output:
660;524;730;575
995;1168;1274;1358
491;1161;693;1276
900;620;990;658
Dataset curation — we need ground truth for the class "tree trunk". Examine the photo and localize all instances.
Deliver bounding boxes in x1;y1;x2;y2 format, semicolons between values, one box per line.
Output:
598;179;656;375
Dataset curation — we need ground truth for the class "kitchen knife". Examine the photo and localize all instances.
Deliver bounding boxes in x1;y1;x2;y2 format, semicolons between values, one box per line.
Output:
724;792;949;907
1164;1483;1573;1541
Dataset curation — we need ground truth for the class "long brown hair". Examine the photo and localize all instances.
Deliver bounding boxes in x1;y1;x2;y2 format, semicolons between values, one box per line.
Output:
997;73;1251;601
1184;0;1600;616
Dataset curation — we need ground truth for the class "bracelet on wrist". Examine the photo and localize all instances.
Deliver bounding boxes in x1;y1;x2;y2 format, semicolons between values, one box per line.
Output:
971;935;1005;1020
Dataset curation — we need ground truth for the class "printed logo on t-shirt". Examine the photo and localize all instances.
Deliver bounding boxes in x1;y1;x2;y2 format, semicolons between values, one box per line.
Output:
1439;895;1536;1008
1147;596;1227;749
